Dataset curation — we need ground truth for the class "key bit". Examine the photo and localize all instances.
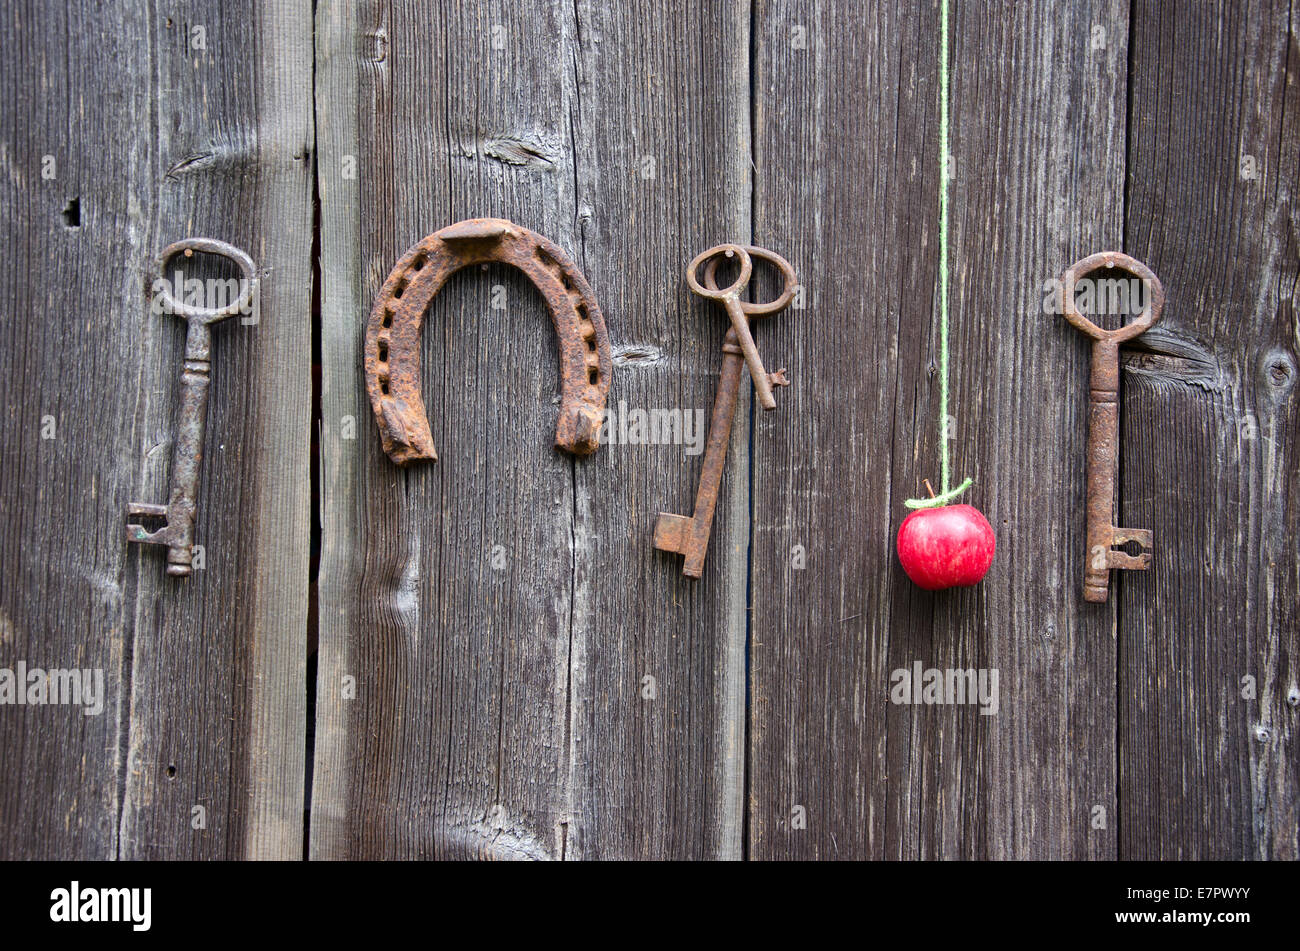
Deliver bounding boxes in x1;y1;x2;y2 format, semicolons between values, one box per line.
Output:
1059;251;1165;603
127;238;258;577
656;245;799;578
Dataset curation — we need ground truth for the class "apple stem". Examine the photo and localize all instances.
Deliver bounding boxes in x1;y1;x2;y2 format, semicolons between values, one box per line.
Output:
923;479;936;499
903;476;974;509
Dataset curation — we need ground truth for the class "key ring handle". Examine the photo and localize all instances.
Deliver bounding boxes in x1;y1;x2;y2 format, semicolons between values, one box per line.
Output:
155;237;259;325
1060;251;1164;343
700;244;799;317
686;244;752;303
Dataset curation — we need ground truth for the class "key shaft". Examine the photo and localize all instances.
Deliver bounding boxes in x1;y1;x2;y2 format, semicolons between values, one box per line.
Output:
722;296;777;411
126;238;257;578
654;329;746;577
1059;251;1164;603
1083;339;1122;601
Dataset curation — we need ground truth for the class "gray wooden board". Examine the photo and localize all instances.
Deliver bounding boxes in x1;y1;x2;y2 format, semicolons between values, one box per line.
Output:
747;0;1130;859
1;0;1295;862
310;0;749;859
1119;0;1299;860
0;0;311;859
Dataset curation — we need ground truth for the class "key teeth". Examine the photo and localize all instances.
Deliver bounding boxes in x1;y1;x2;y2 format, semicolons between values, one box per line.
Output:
653;513;692;554
126;502;173;547
1106;527;1153;571
1107;550;1151;571
127;501;168;518
126;523;172;546
1112;527;1153;550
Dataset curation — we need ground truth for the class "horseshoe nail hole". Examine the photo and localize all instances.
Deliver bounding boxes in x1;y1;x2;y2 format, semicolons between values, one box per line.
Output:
588;368;599;385
410;254;426;271
381;309;393;328
393;280;407;299
377;340;388;362
561;274;573;291
535;247;556;268
379;375;390;395
586;339;596;352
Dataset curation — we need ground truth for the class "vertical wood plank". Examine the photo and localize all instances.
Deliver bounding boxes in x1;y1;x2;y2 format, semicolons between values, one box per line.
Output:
0;1;312;859
564;0;752;860
0;0;153;859
748;0;1129;859
118;0;313;861
311;0;749;859
1120;0;1299;859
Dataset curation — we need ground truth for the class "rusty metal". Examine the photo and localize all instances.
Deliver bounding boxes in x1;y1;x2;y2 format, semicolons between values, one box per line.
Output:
364;218;611;465
686;244;786;410
655;245;797;578
127;238;259;577
1060;250;1165;603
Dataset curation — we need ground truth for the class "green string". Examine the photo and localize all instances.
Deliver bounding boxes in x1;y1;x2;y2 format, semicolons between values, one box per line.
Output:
906;0;972;511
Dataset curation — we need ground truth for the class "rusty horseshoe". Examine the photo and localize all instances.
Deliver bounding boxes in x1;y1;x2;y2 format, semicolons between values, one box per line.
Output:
364;218;612;465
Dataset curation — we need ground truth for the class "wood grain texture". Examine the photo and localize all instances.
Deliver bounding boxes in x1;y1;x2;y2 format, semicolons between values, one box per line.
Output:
0;0;151;860
1120;0;1300;859
2;0;1294;863
0;0;311;859
747;0;1130;859
310;0;749;859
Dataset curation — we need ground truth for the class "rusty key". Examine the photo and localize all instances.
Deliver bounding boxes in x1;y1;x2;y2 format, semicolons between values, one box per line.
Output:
1060;251;1165;603
655;245;798;578
686;244;786;411
126;238;258;576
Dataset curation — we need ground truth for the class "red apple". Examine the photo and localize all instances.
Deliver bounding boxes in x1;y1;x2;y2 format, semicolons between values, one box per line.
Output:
896;504;995;590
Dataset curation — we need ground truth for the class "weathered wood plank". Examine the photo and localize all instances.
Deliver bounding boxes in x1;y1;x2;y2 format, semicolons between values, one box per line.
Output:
0;0;153;860
563;0;751;860
1119;0;1299;860
117;0;313;861
3;0;1290;864
748;0;1129;859
310;0;749;859
0;0;311;859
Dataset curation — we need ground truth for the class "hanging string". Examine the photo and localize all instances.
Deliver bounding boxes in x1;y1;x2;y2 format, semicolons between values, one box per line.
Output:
906;0;972;510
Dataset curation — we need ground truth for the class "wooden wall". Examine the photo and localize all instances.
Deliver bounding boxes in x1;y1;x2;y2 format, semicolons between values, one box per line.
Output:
1;0;1294;859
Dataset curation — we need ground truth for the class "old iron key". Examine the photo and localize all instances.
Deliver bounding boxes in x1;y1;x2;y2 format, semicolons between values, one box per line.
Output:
655;245;798;578
685;244;785;411
1060;251;1165;603
126;238;259;576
